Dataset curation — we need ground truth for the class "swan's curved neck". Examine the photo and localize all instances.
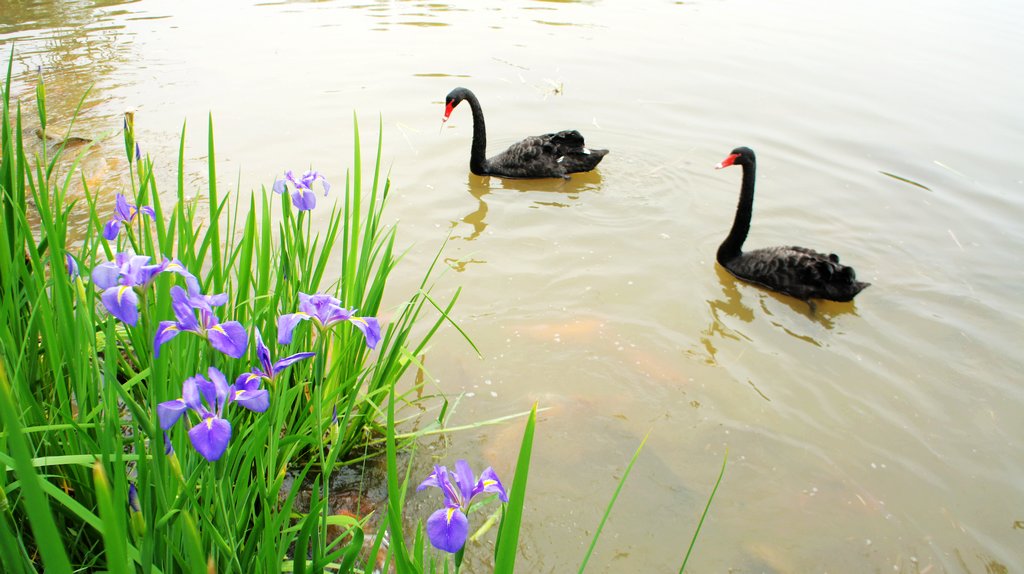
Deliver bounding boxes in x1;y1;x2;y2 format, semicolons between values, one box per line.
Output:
462;91;488;175
717;159;756;263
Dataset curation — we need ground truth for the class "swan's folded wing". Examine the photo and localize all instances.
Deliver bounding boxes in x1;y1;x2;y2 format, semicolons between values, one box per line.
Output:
544;130;586;151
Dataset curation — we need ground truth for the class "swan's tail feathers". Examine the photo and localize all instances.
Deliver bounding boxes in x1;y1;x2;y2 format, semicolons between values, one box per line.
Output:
562;147;609;174
826;265;870;301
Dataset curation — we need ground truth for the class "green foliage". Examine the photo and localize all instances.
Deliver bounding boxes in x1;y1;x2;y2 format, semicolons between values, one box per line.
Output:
0;58;468;572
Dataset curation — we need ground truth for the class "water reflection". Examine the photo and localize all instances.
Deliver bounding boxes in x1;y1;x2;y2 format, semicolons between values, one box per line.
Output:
492;168;603;195
1;0;138;100
694;264;865;364
448;169;602;244
452;173;492;241
3;0;141;242
693;264;754;365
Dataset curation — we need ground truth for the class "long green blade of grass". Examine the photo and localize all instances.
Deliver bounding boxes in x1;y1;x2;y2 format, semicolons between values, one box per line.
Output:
678;451;727;574
92;462;130;574
385;381;418;573
577;431;650;574
0;373;72;574
493;403;537;574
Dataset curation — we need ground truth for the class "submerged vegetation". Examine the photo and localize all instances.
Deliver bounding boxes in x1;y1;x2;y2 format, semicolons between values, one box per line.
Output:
0;55;720;573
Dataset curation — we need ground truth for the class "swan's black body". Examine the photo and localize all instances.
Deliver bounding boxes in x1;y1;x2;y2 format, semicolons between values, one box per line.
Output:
715;147;869;302
443;87;608;179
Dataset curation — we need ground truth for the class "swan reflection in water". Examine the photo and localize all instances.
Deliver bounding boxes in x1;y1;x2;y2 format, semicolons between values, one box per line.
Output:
447;169;603;243
695;264;862;364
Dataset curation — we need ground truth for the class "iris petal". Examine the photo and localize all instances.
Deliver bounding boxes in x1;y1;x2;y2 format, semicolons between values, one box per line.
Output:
291;189;316;211
232;388;269;413
208;321;249;359
277;312;310;345
101;286;139;326
425;506;469;554
153;321;182;358
103;220;122;241
349;316;382;349
187;415;232;462
91;261;121;290
156;398;188;430
271;351;316;375
454;460;476;504
254;328;273;374
417;467;443;492
475;467;509;502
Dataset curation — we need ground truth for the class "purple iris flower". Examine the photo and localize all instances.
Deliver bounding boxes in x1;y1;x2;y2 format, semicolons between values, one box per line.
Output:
103;193;156;241
236;328;314;388
153;281;248;359
277;292;381;349
128;484;141;514
272;169;331;211
417;460;508;553
91;253;182;326
157;367;269;462
65;253;79;280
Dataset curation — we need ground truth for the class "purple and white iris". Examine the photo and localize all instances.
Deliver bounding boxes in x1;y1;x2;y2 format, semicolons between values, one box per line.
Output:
157;367;269;462
153;280;249;359
65;253;80;281
103;193;155;240
91;253;188;326
417;460;508;553
277;292;381;349
235;327;315;387
272;169;331;211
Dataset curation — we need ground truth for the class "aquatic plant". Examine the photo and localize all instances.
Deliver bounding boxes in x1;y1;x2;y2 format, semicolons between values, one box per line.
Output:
157;367;270;461
238;327;316;384
102;192;154;240
273;169;331;211
152;281;249;358
0;54;477;573
277;291;381;350
418;460;509;553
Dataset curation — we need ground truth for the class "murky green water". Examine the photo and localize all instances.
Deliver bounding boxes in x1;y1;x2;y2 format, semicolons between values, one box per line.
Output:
4;0;1024;571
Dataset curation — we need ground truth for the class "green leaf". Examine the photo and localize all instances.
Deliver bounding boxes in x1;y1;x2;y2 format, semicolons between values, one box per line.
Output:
92;462;130;574
678;451;727;574
493;403;537;574
578;430;650;573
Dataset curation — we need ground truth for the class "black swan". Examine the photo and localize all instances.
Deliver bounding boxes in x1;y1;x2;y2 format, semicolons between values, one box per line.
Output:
442;87;608;179
715;146;869;303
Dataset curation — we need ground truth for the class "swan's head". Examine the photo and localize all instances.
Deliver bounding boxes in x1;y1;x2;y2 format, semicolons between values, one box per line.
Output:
715;146;756;169
443;87;471;123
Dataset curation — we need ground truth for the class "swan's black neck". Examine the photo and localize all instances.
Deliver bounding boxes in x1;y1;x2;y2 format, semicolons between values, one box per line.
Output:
460;90;489;175
717;157;756;263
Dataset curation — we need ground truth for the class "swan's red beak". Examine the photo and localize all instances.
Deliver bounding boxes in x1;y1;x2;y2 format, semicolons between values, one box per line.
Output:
716;153;740;169
443;102;454;122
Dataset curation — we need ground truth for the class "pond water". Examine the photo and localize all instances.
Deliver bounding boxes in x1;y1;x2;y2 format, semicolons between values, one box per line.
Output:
4;0;1024;571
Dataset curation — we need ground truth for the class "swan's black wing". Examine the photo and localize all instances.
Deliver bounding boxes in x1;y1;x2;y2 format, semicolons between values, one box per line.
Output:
483;130;608;178
543;130;609;175
484;135;567;178
544;130;586;151
724;246;870;302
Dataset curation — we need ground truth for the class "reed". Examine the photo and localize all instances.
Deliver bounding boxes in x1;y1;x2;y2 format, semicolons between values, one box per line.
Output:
0;55;479;573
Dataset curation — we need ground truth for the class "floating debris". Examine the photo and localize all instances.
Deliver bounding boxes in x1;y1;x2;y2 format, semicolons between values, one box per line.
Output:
933;160;965;177
948;229;964;251
879;170;932;191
